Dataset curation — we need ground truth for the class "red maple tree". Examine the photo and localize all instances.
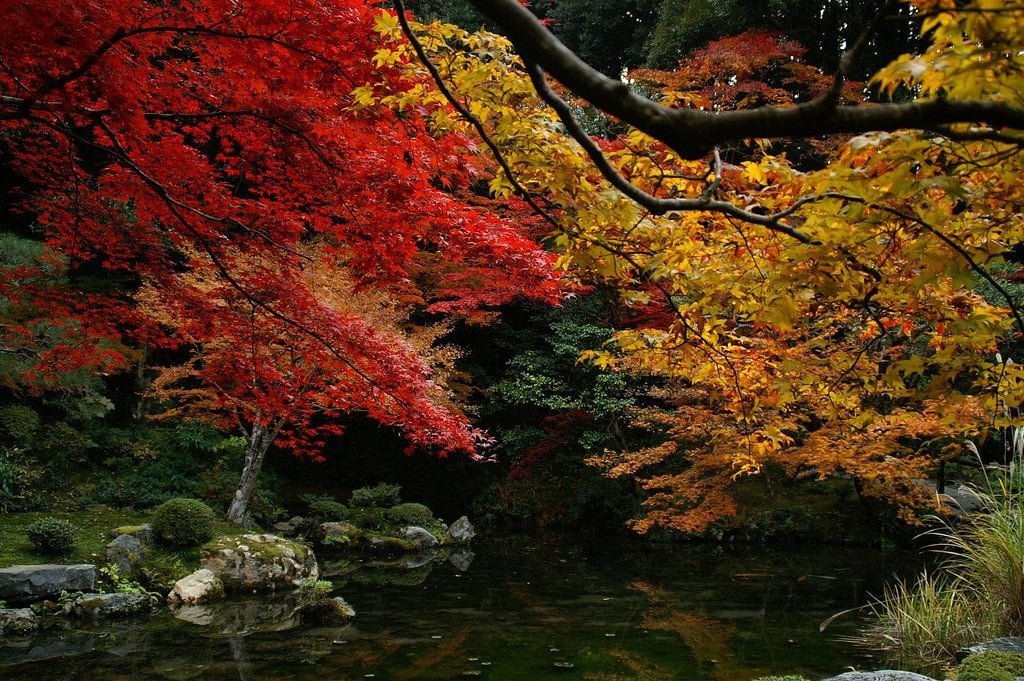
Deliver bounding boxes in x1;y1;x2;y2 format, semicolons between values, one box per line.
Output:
0;0;560;522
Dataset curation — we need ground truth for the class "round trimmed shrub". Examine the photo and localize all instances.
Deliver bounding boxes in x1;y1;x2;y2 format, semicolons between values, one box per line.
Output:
349;483;401;508
307;499;349;522
26;517;77;555
385;503;436;527
152;497;217;547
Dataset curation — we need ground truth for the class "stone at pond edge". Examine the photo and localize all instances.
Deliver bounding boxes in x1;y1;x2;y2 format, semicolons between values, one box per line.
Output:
319;521;359;545
398;525;440;550
958;636;1024;660
66;592;152;618
0;608;38;635
167;568;224;605
0;564;96;603
200;534;318;591
821;672;939;681
107;534;144;576
301;596;355;625
447;516;475;544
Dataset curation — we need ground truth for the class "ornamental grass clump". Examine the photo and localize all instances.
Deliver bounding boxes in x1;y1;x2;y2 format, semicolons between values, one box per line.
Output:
858;435;1024;669
861;571;993;669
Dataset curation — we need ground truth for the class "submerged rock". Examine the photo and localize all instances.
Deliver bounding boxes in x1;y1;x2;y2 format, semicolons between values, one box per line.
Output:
67;592;152;618
201;534;318;591
0;608;38;636
449;549;475;572
167;569;224;605
301;596;355;625
0;564;96;603
447;516;476;544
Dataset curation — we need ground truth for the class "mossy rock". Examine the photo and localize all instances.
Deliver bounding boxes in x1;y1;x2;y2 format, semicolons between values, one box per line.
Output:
109;524;154;545
957;651;1024;681
200;534;317;591
358;533;418;558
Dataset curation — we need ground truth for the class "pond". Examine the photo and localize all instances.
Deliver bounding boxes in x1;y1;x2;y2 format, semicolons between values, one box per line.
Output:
0;538;914;680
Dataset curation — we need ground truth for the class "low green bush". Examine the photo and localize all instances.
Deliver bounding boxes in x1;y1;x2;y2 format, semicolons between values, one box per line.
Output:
349;483;401;508
26;517;77;555
152;498;217;547
385;502;436;527
957;651;1024;681
0;405;40;448
305;498;350;522
347;507;386;531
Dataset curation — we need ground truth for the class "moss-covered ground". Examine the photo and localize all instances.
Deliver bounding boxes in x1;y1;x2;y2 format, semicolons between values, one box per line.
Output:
0;505;245;588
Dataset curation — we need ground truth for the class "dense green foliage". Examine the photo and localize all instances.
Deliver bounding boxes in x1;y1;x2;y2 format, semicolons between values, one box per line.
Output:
152;498;217;547
25;517;77;555
957;651;1024;681
349;483;403;509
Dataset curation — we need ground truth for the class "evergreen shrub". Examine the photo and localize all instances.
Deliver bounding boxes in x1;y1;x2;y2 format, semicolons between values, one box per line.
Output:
26;517;77;555
152;497;216;547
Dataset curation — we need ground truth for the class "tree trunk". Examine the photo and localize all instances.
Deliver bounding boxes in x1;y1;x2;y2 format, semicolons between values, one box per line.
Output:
226;419;282;526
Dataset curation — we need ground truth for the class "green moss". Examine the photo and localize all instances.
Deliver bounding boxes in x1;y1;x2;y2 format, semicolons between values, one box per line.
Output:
0;507;148;567
957;651;1024;681
202;534;310;564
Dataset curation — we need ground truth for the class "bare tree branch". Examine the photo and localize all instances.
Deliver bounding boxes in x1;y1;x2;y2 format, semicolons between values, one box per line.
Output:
465;0;1024;160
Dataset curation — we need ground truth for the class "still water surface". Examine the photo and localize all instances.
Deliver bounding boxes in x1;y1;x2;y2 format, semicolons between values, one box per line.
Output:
0;538;912;680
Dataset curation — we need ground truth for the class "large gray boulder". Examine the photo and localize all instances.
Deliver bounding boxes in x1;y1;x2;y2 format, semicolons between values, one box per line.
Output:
0;608;38;636
167;568;224;605
959;636;1024;659
447;516;476;544
822;672;938;681
106;534;144;576
0;564;96;603
201;534;318;592
398;525;439;550
67;592;152;618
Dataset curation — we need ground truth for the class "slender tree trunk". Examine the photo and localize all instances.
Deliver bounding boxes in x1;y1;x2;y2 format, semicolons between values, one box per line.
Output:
226;418;283;525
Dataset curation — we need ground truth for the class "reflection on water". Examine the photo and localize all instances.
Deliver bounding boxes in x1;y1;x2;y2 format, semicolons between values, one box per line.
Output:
0;538;912;680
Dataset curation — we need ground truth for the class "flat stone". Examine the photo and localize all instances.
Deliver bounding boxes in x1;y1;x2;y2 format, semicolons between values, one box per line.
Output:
107;524;154;546
167;568;224;605
0;564;96;604
0;608;38;636
68;592;151;618
822;672;938;681
959;636;1024;660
